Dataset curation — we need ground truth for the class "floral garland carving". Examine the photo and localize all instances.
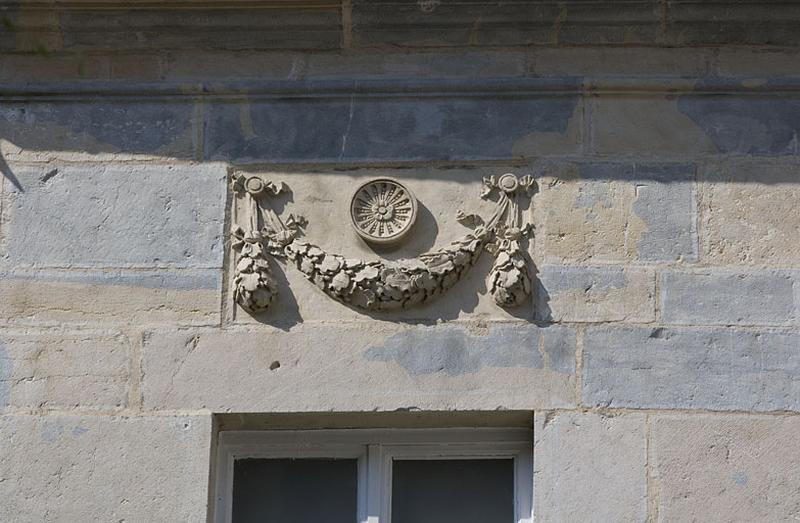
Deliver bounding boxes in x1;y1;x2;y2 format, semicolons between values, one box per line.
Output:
230;172;534;314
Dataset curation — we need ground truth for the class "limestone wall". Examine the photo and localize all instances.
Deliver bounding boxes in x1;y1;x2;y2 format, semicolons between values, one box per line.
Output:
1;1;799;521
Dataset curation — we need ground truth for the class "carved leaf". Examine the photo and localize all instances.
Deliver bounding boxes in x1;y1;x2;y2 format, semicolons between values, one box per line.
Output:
331;271;351;292
456;210;485;228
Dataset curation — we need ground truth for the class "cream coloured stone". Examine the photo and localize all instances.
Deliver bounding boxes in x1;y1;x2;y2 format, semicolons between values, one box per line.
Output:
0;270;220;326
228;166;535;324
0;414;212;522
533;162;696;264
141;324;576;412
0;330;129;411
533;411;648;522
652;415;800;521
535;265;655;323
701;160;800;264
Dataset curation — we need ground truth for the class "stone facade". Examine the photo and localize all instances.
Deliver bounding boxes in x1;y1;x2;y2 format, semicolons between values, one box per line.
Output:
1;1;799;521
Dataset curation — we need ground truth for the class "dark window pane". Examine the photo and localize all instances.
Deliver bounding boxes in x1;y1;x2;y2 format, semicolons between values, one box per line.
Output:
391;459;514;523
232;458;357;523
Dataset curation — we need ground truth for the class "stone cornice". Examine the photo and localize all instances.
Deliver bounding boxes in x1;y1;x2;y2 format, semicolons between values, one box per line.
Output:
3;77;800;100
2;0;799;51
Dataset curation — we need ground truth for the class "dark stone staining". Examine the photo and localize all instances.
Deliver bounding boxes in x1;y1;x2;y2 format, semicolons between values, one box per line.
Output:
2;8;342;52
0;101;195;156
365;325;574;376
205;95;578;162
352;0;662;47
577;162;695;183
678;95;800;155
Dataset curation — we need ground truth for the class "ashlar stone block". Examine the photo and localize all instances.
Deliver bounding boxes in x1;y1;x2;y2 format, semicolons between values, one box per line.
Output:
0;414;212;522
141;324;577;412
700;160;800;264
0;330;129;411
652;415;800;521
533;411;648;522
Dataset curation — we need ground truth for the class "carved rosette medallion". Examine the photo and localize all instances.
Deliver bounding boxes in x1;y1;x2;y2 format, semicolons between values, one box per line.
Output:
230;171;535;314
350;179;418;244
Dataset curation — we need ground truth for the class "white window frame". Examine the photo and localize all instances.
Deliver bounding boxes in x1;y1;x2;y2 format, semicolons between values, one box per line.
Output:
214;428;533;523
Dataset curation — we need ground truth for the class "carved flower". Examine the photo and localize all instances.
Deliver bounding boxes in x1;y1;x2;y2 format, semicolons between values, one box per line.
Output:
238;272;262;292
353;265;380;282
236;257;254;272
320;256;343;274
299;257;316;275
331;271;351;292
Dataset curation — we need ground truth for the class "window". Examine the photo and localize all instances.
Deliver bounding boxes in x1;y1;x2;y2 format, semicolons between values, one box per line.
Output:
214;428;533;523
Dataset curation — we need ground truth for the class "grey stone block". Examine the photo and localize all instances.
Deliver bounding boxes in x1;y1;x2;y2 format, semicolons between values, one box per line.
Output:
678;94;800;156
537;162;696;263
661;270;796;326
584;162;697;262
365;324;575;376
0;100;197;158
2;163;227;268
591;96;720;157
204;93;580;162
583;326;800;412
534;265;655;323
0;414;212;521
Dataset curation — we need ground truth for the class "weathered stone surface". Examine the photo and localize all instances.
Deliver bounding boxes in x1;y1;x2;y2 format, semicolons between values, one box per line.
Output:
204;93;581;162
533;411;647;522
352;0;661;47
1;163;226;268
141;324;577;411
1;6;342;52
0;414;212;521
0;101;197;159
534;162;697;263
661;270;796;326
583;326;800;412
0;330;128;410
0;269;220;325
0;54;110;82
678;93;800;156
534;265;655;323
665;2;800;46
652;414;800;521
716;49;800;77
591;96;719;157
529;47;713;77
700;160;800;264
164;49;528;82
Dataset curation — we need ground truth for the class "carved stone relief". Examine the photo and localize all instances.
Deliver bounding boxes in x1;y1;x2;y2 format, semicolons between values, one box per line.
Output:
350;178;418;245
230;172;534;314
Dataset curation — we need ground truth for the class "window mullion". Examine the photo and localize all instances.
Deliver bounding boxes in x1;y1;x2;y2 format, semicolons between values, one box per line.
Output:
364;443;383;523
